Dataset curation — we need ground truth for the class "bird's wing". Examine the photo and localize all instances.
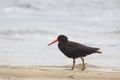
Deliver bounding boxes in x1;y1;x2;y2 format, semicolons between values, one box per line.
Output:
66;41;99;54
65;41;85;52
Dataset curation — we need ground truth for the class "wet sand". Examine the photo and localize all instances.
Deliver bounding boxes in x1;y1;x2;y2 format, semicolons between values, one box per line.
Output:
0;65;120;80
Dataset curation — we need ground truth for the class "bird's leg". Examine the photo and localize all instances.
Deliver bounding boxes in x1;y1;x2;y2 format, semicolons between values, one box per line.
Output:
80;57;85;71
72;59;75;70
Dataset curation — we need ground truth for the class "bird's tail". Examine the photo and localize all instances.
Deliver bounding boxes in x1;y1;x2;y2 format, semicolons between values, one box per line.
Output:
95;48;102;54
96;51;102;54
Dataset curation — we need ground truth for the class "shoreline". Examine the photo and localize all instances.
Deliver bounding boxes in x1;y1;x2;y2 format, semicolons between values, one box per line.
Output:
1;64;119;72
0;65;120;80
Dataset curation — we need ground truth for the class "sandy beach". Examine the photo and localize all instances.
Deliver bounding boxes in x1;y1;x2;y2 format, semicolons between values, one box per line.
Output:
0;65;120;80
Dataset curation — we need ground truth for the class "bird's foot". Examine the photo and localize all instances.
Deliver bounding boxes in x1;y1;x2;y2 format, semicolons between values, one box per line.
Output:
71;68;74;70
81;67;85;71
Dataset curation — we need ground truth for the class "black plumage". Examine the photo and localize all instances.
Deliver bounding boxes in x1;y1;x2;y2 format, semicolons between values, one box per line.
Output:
48;35;101;70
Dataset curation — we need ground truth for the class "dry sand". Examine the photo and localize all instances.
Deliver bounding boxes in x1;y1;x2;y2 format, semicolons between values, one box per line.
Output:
0;65;120;80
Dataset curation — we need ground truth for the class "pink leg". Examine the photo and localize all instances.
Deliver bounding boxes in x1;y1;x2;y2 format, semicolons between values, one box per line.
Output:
80;57;85;71
72;59;75;70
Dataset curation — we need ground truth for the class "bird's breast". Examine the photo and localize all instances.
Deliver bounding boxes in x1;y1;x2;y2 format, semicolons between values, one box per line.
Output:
58;42;74;58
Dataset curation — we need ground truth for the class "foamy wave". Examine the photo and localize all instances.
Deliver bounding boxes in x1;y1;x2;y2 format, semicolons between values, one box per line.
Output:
0;30;56;36
112;30;120;34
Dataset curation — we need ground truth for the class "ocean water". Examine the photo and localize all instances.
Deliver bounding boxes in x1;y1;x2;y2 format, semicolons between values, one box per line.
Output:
0;0;120;69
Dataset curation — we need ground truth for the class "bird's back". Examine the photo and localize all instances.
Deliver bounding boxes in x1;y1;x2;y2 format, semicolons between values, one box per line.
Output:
58;41;101;59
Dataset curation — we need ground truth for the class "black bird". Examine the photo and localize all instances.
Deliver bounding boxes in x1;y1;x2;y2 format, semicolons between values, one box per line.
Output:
48;35;101;71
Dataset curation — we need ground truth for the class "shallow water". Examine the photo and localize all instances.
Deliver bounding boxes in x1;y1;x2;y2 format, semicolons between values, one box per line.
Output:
0;0;120;69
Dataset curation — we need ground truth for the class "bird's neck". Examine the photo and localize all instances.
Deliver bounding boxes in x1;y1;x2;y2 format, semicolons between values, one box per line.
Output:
59;41;67;44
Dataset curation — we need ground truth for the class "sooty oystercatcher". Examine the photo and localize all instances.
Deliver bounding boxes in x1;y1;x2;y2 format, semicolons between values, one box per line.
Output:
48;35;102;71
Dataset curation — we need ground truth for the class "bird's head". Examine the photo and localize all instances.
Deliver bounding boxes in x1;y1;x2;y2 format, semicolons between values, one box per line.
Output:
48;35;68;46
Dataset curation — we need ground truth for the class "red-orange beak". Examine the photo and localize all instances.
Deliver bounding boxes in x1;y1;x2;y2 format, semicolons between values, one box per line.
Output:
48;39;58;46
